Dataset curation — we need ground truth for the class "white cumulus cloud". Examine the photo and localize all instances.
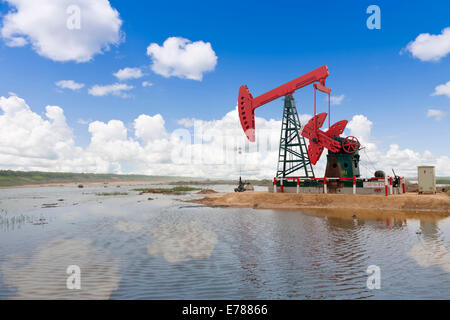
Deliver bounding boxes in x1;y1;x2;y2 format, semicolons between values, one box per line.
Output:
142;81;153;88
403;27;450;62
134;114;167;143
88;83;133;97
1;0;123;63
0;95;73;160
88;120;142;162
146;37;218;81
77;118;91;125
1;94;449;178
432;81;450;98
345;114;449;177
427;109;447;121
0;95;113;172
347;114;373;142
113;67;143;81
56;80;85;91
330;94;345;106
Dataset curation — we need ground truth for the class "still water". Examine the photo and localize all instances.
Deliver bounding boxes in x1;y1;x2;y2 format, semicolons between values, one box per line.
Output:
0;184;449;299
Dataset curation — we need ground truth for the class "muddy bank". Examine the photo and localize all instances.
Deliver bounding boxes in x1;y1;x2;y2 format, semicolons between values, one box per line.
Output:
196;189;218;194
194;192;450;215
300;207;449;221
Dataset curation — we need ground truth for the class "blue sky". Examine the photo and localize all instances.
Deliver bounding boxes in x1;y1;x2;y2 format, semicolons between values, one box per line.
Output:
0;0;449;177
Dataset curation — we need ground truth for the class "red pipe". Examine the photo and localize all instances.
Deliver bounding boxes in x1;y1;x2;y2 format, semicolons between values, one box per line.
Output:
328;92;331;129
314;86;317;134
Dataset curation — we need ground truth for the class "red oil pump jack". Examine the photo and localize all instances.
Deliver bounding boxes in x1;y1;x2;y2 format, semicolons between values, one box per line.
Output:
238;65;361;180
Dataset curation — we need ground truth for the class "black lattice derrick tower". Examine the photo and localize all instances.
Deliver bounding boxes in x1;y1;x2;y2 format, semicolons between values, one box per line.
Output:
276;95;315;178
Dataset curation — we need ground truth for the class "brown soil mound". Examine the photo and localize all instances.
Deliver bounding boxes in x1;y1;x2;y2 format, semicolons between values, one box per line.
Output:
139;189;169;194
196;189;218;194
194;192;450;215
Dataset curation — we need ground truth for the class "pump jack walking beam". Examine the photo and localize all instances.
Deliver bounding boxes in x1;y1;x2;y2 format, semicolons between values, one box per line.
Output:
238;65;330;141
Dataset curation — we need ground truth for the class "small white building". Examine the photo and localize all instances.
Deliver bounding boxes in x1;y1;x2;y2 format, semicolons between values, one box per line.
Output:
417;165;436;194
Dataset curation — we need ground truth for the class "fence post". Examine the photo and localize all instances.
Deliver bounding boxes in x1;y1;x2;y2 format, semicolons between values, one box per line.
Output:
389;176;393;195
296;177;300;194
402;177;406;194
273;177;277;193
280;178;284;193
384;176;388;196
352;176;356;194
324;176;327;194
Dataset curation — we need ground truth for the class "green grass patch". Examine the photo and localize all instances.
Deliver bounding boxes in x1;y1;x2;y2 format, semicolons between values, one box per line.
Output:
171;186;201;192
95;192;129;196
132;186;201;194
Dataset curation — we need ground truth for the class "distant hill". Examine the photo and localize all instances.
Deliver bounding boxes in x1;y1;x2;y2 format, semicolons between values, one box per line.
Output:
436;177;450;185
407;177;450;185
0;170;272;188
0;170;190;187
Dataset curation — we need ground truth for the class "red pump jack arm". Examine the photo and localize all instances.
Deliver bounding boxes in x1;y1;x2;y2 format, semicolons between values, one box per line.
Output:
238;65;330;142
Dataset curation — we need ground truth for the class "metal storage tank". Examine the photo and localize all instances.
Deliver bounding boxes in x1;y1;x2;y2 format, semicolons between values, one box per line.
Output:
417;166;436;194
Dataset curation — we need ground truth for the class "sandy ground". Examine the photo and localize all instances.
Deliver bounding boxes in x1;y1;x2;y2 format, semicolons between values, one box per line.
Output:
0;180;168;189
195;192;450;217
196;189;218;194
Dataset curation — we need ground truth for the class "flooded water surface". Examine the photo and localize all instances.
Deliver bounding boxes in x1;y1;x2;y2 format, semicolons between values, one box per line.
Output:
1;185;449;299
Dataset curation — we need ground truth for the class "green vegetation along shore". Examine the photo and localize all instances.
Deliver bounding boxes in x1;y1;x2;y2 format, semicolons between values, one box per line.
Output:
133;186;201;195
0;170;272;188
0;170;188;187
1;170;448;188
436;177;450;184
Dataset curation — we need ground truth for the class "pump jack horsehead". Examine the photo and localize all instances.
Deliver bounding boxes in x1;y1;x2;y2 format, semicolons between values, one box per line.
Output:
237;65;361;180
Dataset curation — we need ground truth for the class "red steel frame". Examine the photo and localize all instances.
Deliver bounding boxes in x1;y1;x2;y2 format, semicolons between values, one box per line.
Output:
238;65;330;142
313;83;332;130
238;65;360;167
273;176;405;196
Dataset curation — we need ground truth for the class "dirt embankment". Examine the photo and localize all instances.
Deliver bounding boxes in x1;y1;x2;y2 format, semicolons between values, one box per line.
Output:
196;189;218;194
194;192;450;215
